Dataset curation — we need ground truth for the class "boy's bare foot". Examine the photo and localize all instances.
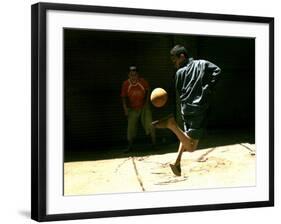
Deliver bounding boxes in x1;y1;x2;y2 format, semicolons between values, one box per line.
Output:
169;164;181;176
152;114;175;129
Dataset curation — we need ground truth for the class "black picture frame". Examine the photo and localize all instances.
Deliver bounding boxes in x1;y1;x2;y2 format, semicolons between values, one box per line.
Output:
31;2;274;222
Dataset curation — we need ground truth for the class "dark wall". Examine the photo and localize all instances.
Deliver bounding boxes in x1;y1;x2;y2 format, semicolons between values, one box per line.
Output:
197;36;255;128
64;29;255;150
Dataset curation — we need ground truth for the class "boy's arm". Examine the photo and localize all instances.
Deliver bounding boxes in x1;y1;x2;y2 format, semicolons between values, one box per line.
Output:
204;61;221;90
142;79;151;105
122;97;128;116
145;85;151;105
121;81;129;116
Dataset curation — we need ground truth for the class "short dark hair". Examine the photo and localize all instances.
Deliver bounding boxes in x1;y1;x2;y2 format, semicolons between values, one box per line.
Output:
170;45;188;58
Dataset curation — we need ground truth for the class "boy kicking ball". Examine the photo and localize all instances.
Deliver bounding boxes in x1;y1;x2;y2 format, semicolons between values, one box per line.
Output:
151;45;221;176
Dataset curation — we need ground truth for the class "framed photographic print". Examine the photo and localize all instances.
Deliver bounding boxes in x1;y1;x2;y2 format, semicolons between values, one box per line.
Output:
31;2;274;222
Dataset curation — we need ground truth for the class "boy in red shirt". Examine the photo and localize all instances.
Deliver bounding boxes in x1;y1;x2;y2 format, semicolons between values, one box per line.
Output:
121;66;155;152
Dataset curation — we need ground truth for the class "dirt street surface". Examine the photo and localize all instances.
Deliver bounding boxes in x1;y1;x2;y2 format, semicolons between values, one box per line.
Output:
64;142;256;196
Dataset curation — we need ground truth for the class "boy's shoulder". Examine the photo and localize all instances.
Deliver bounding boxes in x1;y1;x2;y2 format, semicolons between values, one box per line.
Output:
176;59;208;75
139;77;148;83
189;59;211;69
191;58;208;64
139;78;149;88
122;79;130;87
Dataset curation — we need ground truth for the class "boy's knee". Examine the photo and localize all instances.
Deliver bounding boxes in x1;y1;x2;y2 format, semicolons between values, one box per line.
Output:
190;139;199;151
183;138;198;152
185;146;195;152
181;141;194;152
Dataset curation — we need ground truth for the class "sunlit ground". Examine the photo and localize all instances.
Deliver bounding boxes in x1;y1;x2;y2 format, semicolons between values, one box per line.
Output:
64;130;255;196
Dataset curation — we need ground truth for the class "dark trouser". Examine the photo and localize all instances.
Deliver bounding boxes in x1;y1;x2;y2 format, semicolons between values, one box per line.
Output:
127;105;153;142
182;112;208;140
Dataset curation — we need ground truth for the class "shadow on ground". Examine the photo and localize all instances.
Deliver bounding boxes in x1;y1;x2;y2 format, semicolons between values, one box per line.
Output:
64;129;254;162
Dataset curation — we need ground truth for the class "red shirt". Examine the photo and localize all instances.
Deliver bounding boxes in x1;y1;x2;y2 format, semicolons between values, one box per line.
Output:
121;78;149;110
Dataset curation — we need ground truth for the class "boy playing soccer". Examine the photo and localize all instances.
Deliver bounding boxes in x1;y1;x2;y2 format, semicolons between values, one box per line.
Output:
152;45;221;176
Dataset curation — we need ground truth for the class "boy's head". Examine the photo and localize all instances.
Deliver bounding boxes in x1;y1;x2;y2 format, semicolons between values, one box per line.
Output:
128;66;139;83
170;45;188;69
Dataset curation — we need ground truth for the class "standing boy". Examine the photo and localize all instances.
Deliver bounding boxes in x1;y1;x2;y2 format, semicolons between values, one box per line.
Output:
121;66;155;152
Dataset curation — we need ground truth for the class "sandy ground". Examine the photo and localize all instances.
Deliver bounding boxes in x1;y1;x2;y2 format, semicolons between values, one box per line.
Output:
64;141;256;196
